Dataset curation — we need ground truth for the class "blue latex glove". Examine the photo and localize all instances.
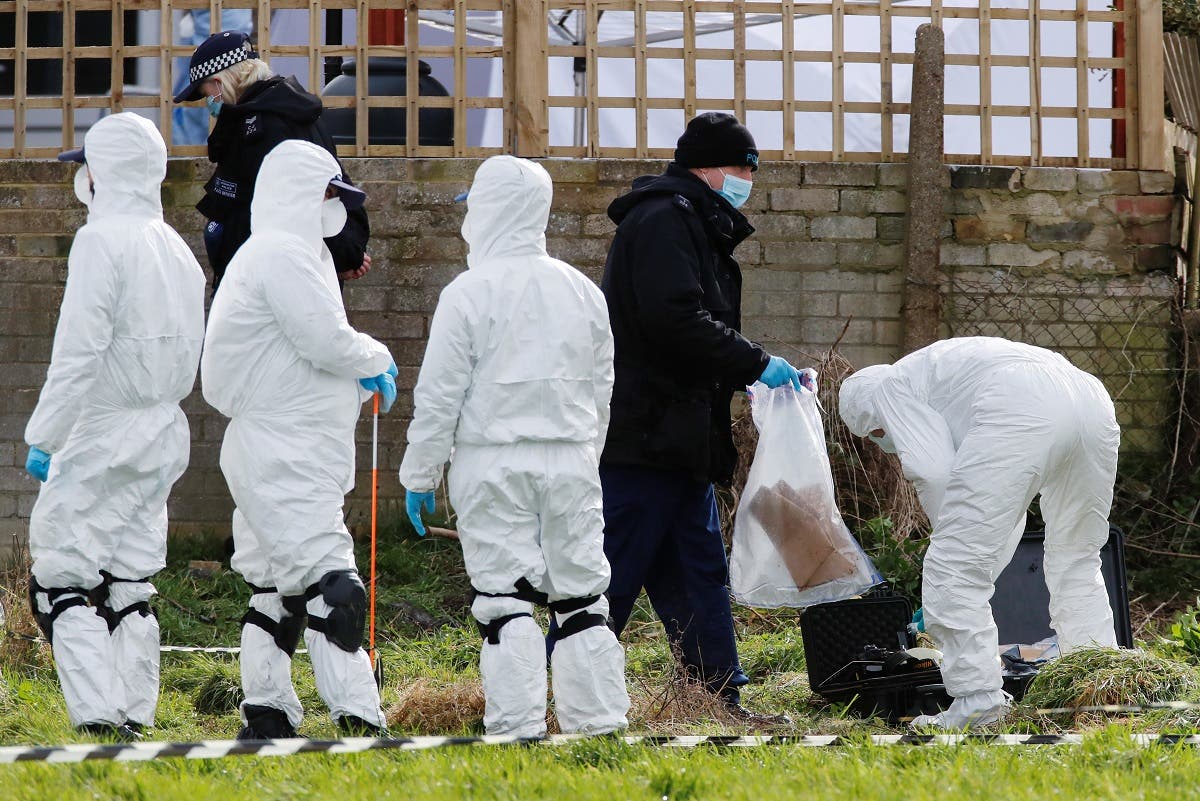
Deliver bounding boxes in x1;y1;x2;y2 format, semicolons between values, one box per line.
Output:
406;490;436;537
758;355;803;391
359;361;399;413
25;446;51;482
912;607;925;633
799;367;818;394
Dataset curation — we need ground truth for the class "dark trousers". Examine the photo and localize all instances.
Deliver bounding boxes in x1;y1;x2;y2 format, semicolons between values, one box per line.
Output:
600;463;749;701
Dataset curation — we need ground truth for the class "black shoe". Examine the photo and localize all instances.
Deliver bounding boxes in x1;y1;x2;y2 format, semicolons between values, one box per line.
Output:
77;722;143;742
723;702;793;729
125;721;148;736
337;714;386;737
237;704;299;741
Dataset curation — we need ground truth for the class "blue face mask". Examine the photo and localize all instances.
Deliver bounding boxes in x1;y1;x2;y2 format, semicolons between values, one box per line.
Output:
205;93;223;118
712;169;752;208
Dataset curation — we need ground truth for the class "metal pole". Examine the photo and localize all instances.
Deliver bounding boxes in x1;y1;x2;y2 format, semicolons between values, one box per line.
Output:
573;10;585;149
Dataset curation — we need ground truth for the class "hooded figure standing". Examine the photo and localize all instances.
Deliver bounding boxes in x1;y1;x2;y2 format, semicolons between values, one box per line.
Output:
172;31;370;291
839;337;1121;729
24;112;206;738
399;156;631;737
201;139;398;739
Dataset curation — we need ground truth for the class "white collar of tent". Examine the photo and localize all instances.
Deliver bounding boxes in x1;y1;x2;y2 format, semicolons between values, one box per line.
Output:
410;1;1114;158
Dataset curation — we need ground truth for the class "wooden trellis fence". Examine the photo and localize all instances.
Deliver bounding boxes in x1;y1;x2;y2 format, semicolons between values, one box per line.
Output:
0;0;1168;168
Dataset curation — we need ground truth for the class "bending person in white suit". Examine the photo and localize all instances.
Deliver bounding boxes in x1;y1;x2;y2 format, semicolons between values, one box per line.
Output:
25;112;206;738
839;337;1121;730
202;139;397;740
400;155;630;737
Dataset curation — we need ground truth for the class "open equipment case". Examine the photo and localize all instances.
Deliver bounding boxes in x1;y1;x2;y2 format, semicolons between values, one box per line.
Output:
799;526;1132;722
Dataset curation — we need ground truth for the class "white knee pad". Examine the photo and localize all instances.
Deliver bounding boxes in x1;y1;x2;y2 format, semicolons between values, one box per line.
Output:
472;596;547;737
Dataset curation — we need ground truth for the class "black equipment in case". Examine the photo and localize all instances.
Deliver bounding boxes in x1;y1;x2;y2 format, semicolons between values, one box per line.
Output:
799;590;949;722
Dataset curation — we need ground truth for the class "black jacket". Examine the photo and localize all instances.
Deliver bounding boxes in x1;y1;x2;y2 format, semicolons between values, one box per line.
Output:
197;76;369;289
600;163;769;485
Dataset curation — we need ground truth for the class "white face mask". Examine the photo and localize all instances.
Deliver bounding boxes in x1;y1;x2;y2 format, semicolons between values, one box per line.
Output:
868;432;897;454
460;206;474;246
320;197;348;237
74;166;94;207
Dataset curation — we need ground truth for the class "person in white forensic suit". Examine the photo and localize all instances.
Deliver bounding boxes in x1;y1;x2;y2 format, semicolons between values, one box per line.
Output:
839;336;1121;729
24;112;207;739
201;139;398;740
399;155;631;737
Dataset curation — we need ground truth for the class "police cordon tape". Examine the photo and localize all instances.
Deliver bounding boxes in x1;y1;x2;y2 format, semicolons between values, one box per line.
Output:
2;733;1200;764
5;632;298;656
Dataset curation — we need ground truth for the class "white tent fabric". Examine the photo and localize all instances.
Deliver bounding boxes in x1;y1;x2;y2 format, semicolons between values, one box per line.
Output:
266;1;1114;158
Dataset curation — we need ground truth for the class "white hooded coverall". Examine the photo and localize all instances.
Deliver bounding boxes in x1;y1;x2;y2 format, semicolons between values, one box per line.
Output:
25;112;206;728
839;337;1120;725
399;155;631;737
201;140;393;731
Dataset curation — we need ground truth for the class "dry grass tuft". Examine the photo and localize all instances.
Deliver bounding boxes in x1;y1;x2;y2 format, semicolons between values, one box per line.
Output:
387;678;487;734
1019;647;1200;726
628;671;735;732
0;535;49;672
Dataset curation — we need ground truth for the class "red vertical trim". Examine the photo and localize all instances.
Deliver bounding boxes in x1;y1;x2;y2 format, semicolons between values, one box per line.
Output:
1113;0;1126;160
369;9;406;46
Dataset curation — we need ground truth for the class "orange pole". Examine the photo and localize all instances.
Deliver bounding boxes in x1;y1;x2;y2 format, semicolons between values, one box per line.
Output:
369;392;379;670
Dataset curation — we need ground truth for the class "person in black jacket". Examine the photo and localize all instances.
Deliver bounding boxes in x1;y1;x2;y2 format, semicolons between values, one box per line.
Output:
173;31;371;292
599;113;812;725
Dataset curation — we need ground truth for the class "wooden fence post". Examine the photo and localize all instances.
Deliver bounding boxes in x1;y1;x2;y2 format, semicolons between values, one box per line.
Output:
1138;0;1167;171
901;24;946;355
512;0;548;156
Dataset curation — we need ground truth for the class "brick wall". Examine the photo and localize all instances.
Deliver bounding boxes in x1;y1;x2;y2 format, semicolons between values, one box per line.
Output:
0;157;1181;547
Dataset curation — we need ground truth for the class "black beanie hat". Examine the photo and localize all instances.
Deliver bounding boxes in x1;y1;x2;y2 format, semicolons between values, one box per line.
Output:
673;112;759;173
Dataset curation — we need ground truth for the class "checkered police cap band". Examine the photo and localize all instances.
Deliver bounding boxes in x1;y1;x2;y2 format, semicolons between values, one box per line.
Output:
189;41;256;84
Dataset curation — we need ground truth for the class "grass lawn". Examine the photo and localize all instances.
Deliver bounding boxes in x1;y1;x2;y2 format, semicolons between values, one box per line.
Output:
2;521;1199;799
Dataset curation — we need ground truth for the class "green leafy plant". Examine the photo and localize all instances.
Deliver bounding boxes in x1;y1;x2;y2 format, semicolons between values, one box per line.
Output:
1165;0;1200;37
1166;600;1200;660
855;517;927;604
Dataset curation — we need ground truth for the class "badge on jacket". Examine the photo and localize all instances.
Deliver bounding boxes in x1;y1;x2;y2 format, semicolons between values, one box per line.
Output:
214;177;238;199
244;115;259;138
672;194;693;213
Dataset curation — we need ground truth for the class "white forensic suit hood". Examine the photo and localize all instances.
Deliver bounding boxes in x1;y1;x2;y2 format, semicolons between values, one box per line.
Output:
78;112;167;220
400;155;629;738
25;111;206;730
838;363;893;438
838;338;1121;730
461;154;552;268
201;138;393;733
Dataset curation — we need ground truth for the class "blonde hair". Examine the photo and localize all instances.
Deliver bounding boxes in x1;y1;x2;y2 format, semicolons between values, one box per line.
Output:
215;58;275;104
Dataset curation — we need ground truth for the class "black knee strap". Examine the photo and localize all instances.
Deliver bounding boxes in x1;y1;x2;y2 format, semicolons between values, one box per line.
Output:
548;595;601;615
477;612;534;645
474;577;549;607
242;594;307;657
88;571;157;632
28;576;90;642
106;601;154;633
551;612;608;642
